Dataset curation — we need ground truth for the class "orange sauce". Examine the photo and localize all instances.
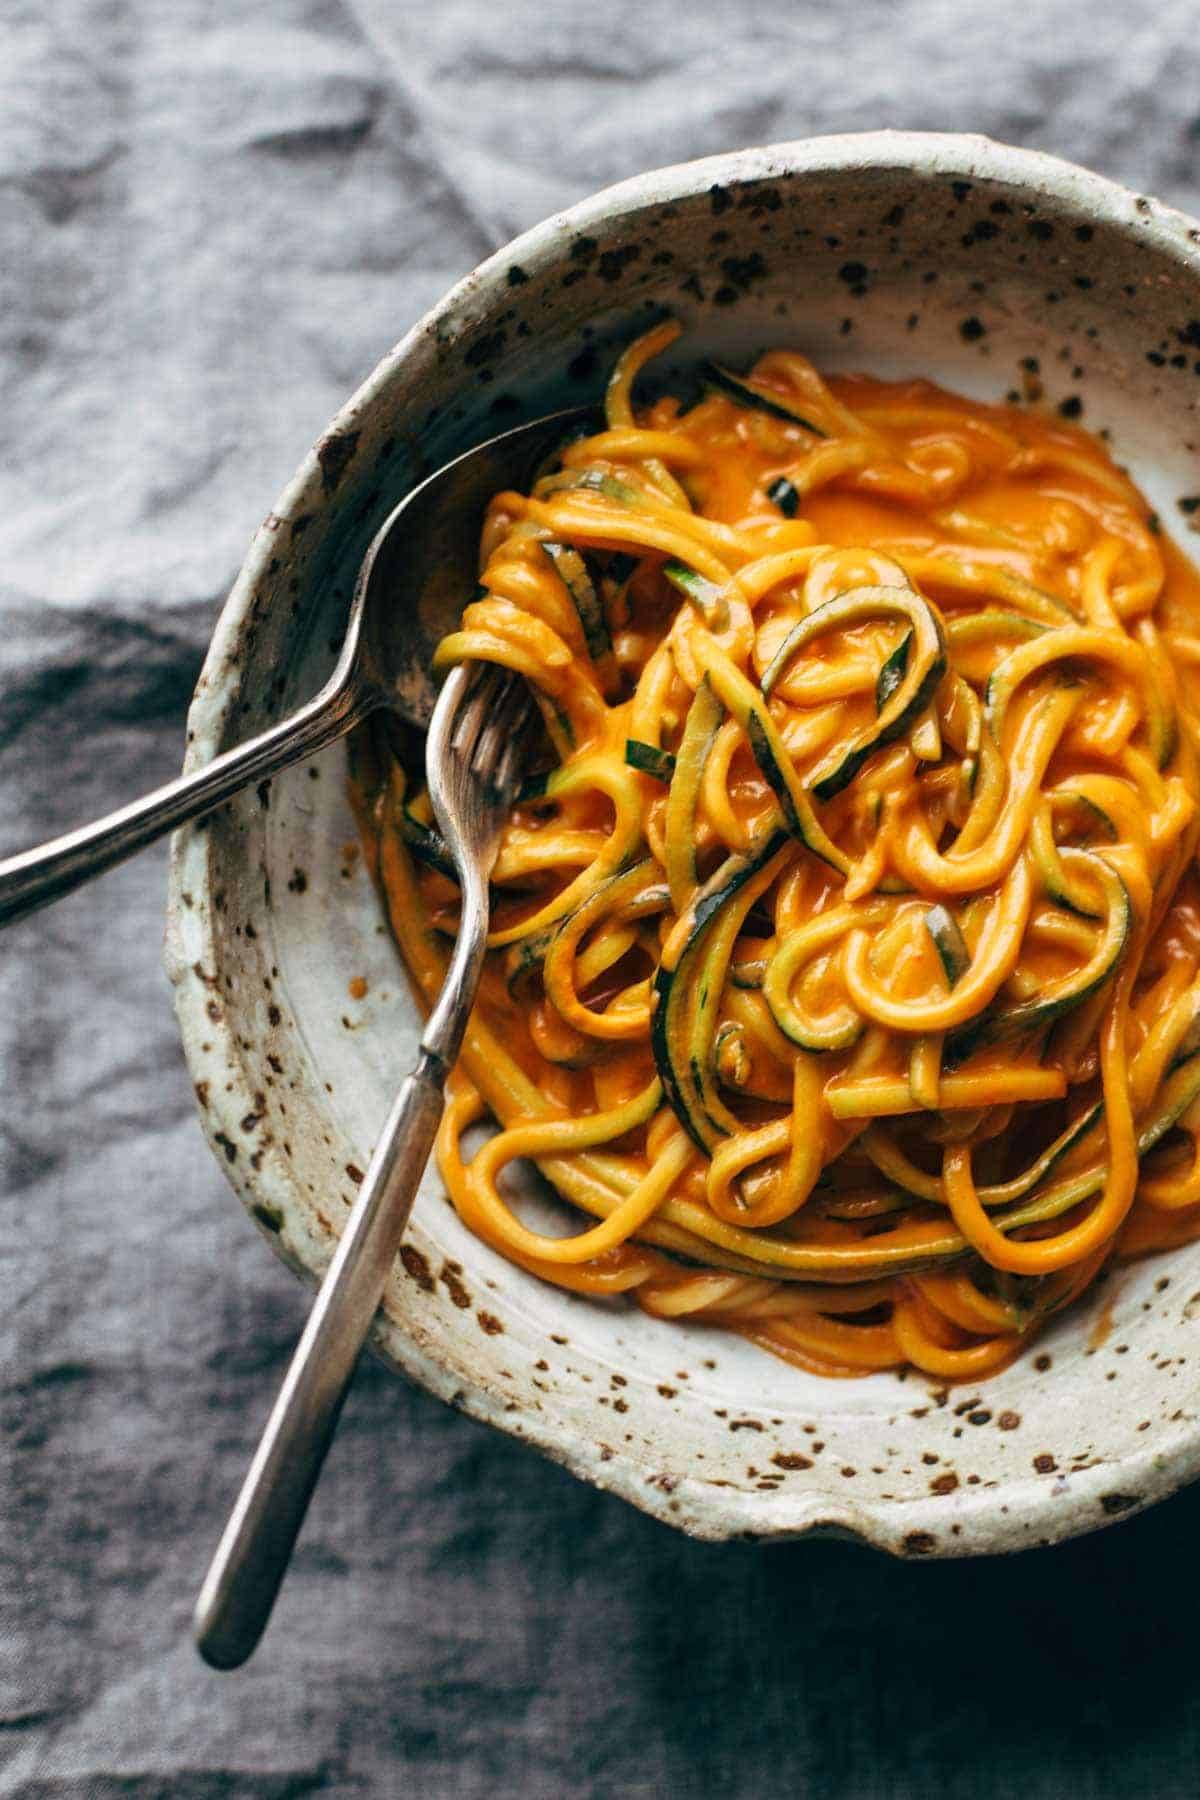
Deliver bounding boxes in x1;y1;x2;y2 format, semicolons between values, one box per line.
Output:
355;324;1200;1382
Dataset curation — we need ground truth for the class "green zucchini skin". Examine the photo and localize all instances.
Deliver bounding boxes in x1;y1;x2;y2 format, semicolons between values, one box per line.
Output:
503;927;557;998
1029;786;1123;914
924;904;970;987
983;630;1174;768
742;711;872;884
403;764;551;880
835;1052;1200;1271
1049;786;1119;842
862;1098;1104;1209
665;677;724;909
399;805;456;882
945;608;1048;650
989;1050;1200;1240
515;771;551;803
875;632;912;710
767;475;800;517
945;856;1131;1067
663;560;729;629
766;983;863;1054
745;714;807;840
625;739;676;782
537;467;640;503
652;830;789;1151
504;858;665;1004
1028;811;1098;917
699;647;852;877
714;1020;751;1089
1139;1051;1200;1155
762;586;948;801
809;1053;1200;1278
730;957;768;989
703;362;827;437
992;1102;1102;1204
1172;990;1200;1068
542;541;611;662
714;1053;1200;1279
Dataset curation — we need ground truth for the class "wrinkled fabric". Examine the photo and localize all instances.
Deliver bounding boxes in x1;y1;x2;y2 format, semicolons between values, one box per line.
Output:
4;2;1200;1793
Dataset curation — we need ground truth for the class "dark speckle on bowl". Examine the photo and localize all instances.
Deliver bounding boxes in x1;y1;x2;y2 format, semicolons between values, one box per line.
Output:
464;327;506;369
720;252;767;289
399;1245;435;1292
567;345;598;382
598;244;640;283
317;429;359;493
1099;1492;1140;1514
440;1262;472;1309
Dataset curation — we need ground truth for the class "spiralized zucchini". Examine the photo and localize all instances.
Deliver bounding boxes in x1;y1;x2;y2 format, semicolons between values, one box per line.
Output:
353;322;1200;1382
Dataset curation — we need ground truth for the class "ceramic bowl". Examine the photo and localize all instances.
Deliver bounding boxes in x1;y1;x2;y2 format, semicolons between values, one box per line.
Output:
166;132;1200;1557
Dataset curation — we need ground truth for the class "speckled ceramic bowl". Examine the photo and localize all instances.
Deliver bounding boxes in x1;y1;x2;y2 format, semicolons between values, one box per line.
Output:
166;133;1200;1557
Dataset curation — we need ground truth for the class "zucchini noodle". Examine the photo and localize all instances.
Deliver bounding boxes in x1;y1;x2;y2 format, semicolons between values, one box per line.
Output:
352;324;1200;1382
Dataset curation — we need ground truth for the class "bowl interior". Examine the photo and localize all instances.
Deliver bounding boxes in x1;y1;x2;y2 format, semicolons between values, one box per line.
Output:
169;137;1200;1554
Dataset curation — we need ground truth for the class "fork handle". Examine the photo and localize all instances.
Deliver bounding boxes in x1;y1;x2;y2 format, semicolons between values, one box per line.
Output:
0;680;366;927
194;1052;446;1670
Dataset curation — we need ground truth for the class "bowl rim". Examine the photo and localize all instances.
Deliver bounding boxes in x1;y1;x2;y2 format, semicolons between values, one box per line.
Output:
166;130;1200;1556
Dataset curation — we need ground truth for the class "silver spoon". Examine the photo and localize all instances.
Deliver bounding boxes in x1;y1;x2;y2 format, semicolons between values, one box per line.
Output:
0;405;591;923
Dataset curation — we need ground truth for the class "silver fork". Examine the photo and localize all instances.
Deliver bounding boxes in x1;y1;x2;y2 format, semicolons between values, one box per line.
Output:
193;658;531;1670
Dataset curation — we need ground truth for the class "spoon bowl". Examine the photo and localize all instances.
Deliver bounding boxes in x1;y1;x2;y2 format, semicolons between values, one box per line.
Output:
351;406;594;729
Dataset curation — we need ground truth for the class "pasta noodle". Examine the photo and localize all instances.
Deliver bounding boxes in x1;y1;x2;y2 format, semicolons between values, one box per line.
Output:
352;321;1200;1381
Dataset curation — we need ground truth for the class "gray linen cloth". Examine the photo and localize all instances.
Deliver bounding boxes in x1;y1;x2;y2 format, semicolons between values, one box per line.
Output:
4;1;1200;1793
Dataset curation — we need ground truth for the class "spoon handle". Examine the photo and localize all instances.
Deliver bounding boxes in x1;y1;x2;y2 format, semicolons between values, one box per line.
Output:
193;1050;446;1670
0;681;366;927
